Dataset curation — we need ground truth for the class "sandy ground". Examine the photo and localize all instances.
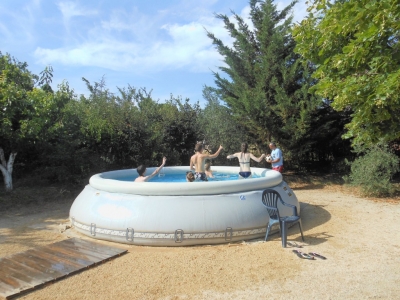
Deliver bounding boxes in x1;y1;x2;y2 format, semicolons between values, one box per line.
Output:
1;186;400;300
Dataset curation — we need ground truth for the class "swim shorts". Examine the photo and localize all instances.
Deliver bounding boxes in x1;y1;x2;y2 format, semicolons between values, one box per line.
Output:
195;172;208;181
272;166;284;173
239;172;252;178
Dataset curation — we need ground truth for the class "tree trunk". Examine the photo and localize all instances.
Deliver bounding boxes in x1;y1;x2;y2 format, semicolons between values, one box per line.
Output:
0;148;17;192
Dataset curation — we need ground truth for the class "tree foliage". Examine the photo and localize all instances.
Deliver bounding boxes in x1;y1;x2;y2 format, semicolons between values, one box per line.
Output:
344;143;400;196
206;0;321;160
0;53;73;190
38;65;54;93
293;0;400;146
0;54;70;150
0;53;36;150
161;96;201;165
66;78;201;174
197;87;249;166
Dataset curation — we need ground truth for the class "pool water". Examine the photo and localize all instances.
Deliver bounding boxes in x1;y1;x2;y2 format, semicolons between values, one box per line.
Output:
117;172;260;182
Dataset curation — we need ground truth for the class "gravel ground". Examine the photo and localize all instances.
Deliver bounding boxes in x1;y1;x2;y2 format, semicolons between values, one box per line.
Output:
1;187;399;300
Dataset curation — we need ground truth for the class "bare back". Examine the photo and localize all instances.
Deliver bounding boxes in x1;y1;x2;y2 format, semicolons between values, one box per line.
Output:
190;153;207;172
227;152;264;172
190;145;223;173
134;176;147;182
238;152;251;172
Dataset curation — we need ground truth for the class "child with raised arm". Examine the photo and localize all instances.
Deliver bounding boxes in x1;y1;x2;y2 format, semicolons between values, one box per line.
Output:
227;143;265;179
190;143;223;181
134;157;167;182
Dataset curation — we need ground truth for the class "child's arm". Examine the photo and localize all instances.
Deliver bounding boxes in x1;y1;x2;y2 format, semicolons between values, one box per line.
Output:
208;145;223;159
146;157;167;181
250;153;265;163
227;152;239;159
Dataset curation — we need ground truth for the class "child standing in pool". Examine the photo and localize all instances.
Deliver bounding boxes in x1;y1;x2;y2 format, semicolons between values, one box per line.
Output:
227;143;265;179
205;162;214;178
135;157;167;182
190;143;223;181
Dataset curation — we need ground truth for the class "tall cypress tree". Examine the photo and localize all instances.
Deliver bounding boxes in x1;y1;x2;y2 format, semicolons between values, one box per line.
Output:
206;0;321;160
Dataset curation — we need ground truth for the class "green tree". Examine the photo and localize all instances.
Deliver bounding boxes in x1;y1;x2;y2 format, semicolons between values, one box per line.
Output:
206;0;321;160
0;54;34;191
74;78;153;169
345;143;400;196
38;65;54;93
74;78;200;172
197;87;248;166
0;53;72;191
293;0;400;147
161;96;201;165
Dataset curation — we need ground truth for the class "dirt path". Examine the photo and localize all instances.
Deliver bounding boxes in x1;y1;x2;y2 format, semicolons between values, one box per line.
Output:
1;187;399;299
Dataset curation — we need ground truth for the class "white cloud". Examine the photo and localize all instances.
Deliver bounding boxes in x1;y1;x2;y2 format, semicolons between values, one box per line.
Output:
159;18;228;71
101;13;132;32
34;1;308;75
100;7;161;44
276;0;308;24
34;12;232;74
0;21;12;39
0;3;37;45
240;5;252;23
57;1;96;20
57;1;97;33
32;0;42;7
35;41;139;70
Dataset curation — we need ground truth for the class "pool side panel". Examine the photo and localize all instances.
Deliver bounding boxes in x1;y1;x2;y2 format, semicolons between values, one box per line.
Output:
69;181;298;246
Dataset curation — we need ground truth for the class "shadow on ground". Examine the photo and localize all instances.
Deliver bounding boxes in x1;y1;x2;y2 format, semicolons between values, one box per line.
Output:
262;202;332;246
283;172;345;190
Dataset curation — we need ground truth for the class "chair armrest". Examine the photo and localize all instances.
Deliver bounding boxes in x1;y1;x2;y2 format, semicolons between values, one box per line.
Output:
279;198;298;216
264;206;278;212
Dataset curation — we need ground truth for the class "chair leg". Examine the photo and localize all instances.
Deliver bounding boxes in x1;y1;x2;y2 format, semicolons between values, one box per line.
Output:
265;223;272;241
278;221;282;237
298;219;305;242
281;221;288;248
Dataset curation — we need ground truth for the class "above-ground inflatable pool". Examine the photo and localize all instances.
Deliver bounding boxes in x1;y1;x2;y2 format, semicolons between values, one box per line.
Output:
69;166;299;246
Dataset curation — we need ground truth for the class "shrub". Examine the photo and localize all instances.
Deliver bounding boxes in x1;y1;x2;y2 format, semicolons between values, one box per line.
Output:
345;144;400;197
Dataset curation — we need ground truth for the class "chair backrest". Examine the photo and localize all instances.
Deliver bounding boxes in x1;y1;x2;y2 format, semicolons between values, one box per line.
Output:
261;189;282;219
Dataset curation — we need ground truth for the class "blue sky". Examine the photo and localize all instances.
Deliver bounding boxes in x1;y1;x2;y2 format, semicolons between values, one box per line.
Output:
0;0;308;105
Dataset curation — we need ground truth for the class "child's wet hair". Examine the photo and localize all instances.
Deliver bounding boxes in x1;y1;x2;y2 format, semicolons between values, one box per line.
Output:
195;143;204;152
186;171;195;182
137;165;146;176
